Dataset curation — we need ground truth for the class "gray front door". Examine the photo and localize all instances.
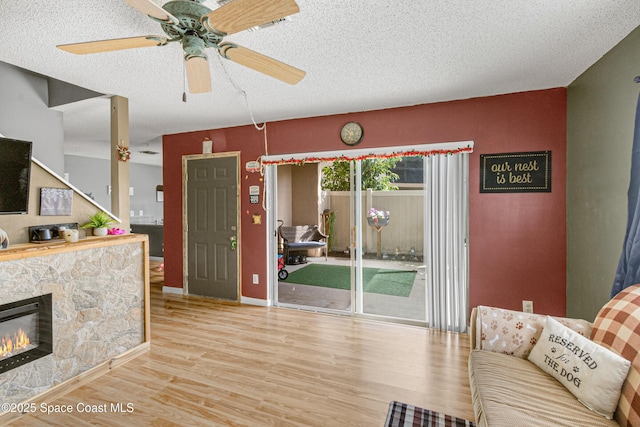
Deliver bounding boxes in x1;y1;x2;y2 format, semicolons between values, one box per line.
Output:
185;155;239;300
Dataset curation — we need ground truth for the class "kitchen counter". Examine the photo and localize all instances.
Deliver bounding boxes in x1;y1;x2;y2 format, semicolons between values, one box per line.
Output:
130;224;163;258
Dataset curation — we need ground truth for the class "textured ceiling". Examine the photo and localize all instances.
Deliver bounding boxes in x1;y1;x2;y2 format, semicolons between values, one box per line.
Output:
1;0;639;166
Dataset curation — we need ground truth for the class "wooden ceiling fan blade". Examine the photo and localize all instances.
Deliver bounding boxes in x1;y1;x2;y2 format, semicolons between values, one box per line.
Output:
185;56;212;94
122;0;178;23
203;0;299;35
57;36;168;55
220;43;305;85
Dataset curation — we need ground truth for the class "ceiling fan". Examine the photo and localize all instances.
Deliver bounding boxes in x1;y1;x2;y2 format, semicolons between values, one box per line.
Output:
57;0;306;94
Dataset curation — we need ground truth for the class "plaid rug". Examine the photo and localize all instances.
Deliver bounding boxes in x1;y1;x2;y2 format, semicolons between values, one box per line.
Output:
385;401;476;427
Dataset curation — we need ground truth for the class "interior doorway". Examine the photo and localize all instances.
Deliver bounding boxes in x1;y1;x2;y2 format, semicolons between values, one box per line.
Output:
183;153;240;301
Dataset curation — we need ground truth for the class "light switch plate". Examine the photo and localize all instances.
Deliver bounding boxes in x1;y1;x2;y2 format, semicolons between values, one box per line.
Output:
523;300;533;313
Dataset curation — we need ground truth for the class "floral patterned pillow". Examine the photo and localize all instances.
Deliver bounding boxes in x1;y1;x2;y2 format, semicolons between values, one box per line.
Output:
477;306;593;359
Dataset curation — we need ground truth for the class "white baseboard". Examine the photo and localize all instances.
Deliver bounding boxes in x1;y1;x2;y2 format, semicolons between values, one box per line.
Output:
162;286;184;295
162;288;269;305
241;296;271;306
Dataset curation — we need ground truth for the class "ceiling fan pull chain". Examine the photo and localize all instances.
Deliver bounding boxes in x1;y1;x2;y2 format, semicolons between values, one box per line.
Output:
182;60;187;103
216;55;265;131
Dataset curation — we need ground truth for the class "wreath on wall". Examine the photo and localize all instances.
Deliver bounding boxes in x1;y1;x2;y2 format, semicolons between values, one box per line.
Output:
115;142;131;162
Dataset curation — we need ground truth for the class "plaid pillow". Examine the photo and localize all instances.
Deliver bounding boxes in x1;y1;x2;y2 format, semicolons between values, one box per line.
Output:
591;284;640;427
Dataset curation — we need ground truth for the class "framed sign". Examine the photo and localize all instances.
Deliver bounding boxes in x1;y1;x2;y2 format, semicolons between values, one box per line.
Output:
480;151;551;193
39;188;73;215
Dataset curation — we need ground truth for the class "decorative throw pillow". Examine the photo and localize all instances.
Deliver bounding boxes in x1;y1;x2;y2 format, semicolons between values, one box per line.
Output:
528;316;631;419
590;284;640;426
477;306;592;358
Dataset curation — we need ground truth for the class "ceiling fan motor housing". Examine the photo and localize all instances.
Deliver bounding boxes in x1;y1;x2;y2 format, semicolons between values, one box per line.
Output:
182;33;205;57
161;0;224;49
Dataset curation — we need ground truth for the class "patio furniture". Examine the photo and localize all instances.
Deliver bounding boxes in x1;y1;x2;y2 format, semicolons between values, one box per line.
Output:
279;225;328;265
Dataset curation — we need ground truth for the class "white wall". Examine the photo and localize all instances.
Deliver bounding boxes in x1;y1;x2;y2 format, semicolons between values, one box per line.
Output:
65;155;163;224
0;62;65;175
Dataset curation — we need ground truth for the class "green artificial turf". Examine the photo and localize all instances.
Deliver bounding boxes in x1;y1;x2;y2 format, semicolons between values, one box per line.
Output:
282;263;415;297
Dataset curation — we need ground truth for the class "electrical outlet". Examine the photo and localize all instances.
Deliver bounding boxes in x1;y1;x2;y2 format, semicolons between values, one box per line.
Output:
252;274;259;284
523;300;533;313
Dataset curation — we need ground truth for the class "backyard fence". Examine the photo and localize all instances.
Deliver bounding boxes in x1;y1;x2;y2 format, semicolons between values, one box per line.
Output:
326;190;424;257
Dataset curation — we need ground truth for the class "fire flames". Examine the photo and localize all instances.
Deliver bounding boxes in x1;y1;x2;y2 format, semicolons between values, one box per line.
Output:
0;328;31;358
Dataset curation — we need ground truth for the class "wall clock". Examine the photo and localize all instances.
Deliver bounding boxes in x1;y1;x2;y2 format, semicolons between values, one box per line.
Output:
340;122;364;146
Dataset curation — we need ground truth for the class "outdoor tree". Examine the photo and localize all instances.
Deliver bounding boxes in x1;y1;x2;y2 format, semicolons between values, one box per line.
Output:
321;158;401;191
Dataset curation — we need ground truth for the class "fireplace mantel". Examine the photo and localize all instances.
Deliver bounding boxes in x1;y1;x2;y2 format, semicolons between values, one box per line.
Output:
0;233;145;258
0;234;150;422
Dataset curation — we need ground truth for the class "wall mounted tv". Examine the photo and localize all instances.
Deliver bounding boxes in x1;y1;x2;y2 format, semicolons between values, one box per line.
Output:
0;137;33;215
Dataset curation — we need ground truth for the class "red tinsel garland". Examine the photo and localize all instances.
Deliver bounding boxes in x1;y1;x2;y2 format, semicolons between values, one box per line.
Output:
261;146;473;166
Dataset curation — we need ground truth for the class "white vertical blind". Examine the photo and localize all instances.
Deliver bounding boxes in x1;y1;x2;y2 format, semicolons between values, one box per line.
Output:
424;152;470;332
265;165;277;305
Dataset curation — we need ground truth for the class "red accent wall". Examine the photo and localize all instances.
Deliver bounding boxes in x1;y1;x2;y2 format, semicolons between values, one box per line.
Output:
163;88;567;315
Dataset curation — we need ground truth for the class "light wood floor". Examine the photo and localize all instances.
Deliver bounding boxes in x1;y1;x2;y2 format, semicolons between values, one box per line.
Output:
9;262;474;426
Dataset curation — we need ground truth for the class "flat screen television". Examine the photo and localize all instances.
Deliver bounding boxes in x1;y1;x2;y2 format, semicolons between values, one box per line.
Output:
0;137;33;215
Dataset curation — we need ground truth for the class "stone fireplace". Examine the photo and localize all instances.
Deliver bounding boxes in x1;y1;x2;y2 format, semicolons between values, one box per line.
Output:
0;294;52;375
0;235;149;416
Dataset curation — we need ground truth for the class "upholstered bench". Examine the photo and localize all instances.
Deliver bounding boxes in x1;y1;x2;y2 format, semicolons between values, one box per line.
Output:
279;225;327;265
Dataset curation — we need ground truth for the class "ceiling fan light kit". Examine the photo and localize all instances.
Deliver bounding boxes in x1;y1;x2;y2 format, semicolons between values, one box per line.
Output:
57;0;306;94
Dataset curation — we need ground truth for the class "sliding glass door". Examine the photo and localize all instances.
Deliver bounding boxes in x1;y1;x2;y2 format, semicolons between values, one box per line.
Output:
266;142;472;331
269;161;353;314
354;159;426;321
